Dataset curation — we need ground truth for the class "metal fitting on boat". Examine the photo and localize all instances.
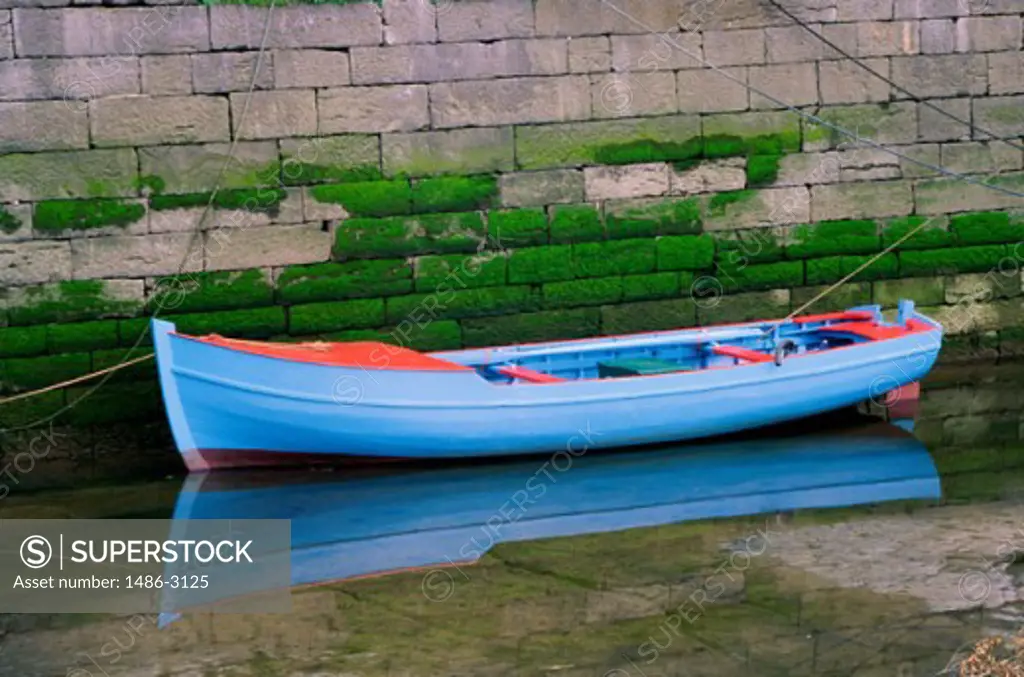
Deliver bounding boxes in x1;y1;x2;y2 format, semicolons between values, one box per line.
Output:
774;339;797;366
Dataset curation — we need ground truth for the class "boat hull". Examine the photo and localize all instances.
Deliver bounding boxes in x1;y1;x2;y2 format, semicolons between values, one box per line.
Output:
152;310;943;470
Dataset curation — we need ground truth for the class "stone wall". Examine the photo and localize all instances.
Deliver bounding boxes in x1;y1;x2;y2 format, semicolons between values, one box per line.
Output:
1;0;1024;438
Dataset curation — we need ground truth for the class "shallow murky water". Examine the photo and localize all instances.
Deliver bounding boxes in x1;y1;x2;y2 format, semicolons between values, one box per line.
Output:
1;362;1023;677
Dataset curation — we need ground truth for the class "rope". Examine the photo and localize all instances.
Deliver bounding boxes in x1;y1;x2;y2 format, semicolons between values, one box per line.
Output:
0;1;278;422
767;0;1024;155
598;0;1024;201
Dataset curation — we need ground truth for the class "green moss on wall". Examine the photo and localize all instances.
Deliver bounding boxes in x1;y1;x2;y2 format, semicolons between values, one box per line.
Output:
385;287;539;324
0;390;65;428
717;261;804;293
600;298;697;335
543;278;624;309
950;211;1024;245
461;308;600;348
488;208;548;247
66;382;162;427
806;253;899;285
881;216;955;250
310;180;412;217
411;176;499;214
289;299;385;335
508;245;574;284
656;235;715;271
279;260;413;303
334;212;485;260
170;307;287;339
415;253;506;292
0;352;92;392
137;175;166;195
787;220;880;259
0;205;22;233
746;155;781;187
152;269;275;314
7;280;144;326
899;245;1008;277
149;188;287;215
34;199;145;232
605;198;702;238
717;230;785;265
550;204;604;244
0;325;47;358
324;320;462;352
281;163;381;187
574;239;657;278
91;346;157;384
47;320;120;353
622;272;683;302
592;138;704;166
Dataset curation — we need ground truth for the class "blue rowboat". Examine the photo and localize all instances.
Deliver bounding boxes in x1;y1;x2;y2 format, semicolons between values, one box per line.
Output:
157;415;940;622
151;299;942;471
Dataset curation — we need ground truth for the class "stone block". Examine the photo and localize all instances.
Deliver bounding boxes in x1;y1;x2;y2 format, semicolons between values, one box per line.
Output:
973;96;1024;139
382;0;437;45
941;141;1023;174
856;21;919;57
0;56;138;101
230;90;316;141
210;5;381;49
765;24;831;63
677;67;749;113
192;52;273;93
894;0;967;18
915;172;1024;213
535;0;684;37
13;7;209;56
383;127;514;177
988;52;1024;95
890;54;987;97
300;188;348;222
776;152;841;186
808;102;918;149
273;49;350;89
0;101;88;151
898;143;942;178
918;97;972;142
957;16;1022;52
704;109;800;142
204;223;331;271
0;203;31;242
515;114;701;169
141;54;191;95
584;163;669;200
568;36;610;73
350;40;567;85
838;147;901;182
921;19;956;53
437;0;534;41
819;59;891;104
0;10;11;61
0;149;137;201
697;290;790;325
946;272;1022;304
0;241;71;286
703;29;766;67
90;95;229;147
71;233;201;279
838;0;893;20
591;71;676;119
430;76;590;128
874;277;945;307
749;62;817;108
139;142;279;194
703;187;810;230
319;85;429;133
499;169;584;207
280;135;379;180
670;158;746;195
811;181;914;220
609;31;702;72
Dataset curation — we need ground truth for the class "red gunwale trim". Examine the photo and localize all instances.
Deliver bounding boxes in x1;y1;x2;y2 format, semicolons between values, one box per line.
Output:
495;365;566;383
173;333;471;371
712;345;774;363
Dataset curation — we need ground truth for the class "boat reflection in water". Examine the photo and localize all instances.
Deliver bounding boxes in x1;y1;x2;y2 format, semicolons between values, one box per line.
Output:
160;409;939;621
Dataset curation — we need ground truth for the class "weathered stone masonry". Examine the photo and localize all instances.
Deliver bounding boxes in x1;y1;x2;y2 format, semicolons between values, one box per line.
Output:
1;0;1024;437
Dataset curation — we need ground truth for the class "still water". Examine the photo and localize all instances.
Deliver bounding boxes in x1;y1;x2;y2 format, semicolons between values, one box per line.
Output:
1;362;1023;677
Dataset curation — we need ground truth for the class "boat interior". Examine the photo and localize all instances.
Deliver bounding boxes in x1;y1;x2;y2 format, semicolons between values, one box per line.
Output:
185;304;936;386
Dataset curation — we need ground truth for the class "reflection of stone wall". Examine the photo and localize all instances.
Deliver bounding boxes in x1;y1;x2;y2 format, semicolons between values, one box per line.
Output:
1;0;1024;435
